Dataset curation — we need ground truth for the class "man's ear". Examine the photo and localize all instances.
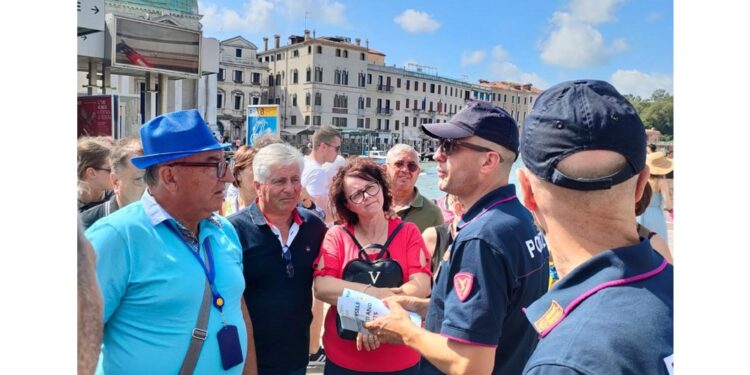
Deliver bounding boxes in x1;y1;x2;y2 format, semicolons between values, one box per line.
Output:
517;168;538;212
159;166;179;193
109;172;121;193
634;165;650;203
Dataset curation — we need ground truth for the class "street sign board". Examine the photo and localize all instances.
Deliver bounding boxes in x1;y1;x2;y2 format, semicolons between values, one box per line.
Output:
78;0;104;35
246;105;280;146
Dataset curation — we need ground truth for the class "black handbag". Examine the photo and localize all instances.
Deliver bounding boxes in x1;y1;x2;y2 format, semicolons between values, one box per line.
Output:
335;222;406;340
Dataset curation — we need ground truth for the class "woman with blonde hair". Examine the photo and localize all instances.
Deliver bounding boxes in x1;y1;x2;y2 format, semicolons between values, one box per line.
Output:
637;151;673;242
221;145;258;216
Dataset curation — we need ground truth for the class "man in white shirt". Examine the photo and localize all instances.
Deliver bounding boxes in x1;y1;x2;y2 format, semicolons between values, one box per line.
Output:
302;126;342;226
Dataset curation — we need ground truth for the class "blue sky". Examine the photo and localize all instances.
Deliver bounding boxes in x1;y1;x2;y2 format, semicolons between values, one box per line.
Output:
199;0;672;97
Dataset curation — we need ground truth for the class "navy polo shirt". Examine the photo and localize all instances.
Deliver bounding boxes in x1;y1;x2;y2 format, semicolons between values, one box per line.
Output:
228;203;326;374
523;240;674;375
422;184;549;375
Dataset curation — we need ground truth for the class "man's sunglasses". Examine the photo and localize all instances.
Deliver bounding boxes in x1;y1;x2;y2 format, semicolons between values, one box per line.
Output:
324;142;341;152
166;159;235;179
391;160;420;173
438;139;503;162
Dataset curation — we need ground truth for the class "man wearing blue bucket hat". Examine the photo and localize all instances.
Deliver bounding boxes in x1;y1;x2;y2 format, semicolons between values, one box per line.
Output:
516;80;673;374
85;109;256;375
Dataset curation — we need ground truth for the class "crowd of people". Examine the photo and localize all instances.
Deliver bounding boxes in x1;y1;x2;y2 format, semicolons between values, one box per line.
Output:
78;79;673;375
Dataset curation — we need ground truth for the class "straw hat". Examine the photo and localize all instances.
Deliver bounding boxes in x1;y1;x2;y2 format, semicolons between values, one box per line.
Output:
646;151;673;175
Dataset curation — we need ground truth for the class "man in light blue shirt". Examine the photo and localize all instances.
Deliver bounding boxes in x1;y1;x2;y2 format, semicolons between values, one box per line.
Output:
86;109;255;375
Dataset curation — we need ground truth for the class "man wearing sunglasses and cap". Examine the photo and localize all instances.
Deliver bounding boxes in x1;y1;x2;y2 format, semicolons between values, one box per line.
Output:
365;101;549;374
517;80;673;374
85;109;255;375
383;143;443;232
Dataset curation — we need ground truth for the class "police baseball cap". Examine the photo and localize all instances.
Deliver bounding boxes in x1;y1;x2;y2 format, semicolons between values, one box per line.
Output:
520;80;647;190
421;101;519;157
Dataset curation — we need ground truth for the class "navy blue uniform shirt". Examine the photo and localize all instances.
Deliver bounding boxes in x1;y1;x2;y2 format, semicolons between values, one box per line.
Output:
523;239;673;375
421;184;549;375
228;203;326;374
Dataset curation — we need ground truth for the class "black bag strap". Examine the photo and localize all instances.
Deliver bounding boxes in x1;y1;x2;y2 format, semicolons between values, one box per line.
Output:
179;280;212;375
341;222;407;261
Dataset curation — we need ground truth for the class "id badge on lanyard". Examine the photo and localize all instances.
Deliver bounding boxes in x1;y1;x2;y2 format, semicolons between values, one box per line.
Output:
167;221;244;370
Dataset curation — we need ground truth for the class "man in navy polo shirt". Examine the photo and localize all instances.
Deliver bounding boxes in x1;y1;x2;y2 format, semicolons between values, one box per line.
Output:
365;101;549;374
228;143;327;375
517;80;674;374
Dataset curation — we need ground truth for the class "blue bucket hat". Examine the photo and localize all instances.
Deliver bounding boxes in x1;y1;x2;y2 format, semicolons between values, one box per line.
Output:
520;80;647;190
421;100;519;157
130;109;231;169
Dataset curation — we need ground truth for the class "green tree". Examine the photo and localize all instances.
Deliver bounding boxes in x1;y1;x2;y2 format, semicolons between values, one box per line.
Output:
624;90;673;138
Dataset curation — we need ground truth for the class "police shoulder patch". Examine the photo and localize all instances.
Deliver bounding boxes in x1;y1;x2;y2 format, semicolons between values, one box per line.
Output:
453;272;474;302
533;300;564;334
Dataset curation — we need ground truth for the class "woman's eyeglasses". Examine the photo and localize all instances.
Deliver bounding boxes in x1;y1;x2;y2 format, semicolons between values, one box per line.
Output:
166;159;235;179
348;183;380;204
391;160;420;173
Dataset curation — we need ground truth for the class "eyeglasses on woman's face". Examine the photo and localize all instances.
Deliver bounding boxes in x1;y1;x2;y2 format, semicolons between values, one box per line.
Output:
347;183;380;204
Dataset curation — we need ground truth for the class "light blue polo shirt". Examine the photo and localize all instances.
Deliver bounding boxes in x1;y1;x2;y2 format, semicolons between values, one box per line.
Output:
86;191;247;375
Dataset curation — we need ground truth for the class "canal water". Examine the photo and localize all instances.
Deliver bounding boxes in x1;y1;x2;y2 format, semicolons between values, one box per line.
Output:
415;160;525;201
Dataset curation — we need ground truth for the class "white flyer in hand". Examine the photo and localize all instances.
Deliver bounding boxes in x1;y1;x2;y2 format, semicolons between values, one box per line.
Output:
336;288;422;333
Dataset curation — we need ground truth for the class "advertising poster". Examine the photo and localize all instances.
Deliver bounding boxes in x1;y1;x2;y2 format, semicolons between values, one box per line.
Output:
78;95;114;137
246;105;280;146
112;16;201;78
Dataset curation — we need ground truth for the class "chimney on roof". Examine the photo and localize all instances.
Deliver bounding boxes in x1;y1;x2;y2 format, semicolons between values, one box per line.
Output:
263;37;268;51
274;34;280;49
312;30;316;39
304;29;311;41
355;38;361;46
365;39;369;49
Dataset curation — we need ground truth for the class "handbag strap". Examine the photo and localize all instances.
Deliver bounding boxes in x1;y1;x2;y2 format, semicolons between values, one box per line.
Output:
179;279;212;375
342;221;407;261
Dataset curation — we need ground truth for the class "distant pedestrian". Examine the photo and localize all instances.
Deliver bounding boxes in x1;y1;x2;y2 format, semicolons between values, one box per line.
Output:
80;137;145;229
637;151;673;241
517;79;673;374
78;137;114;212
384;144;443;232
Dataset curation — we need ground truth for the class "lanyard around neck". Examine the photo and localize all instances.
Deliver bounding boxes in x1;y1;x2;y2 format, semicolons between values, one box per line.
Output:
165;221;225;312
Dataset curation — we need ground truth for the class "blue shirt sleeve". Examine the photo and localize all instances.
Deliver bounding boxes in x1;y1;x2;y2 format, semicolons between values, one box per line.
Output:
85;222;131;324
440;238;511;346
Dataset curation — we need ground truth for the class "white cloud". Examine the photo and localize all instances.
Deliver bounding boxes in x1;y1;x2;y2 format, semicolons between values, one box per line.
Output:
491;45;508;60
198;0;274;35
610;69;673;98
199;0;349;36
394;9;440;33
461;50;486;66
280;0;349;26
647;12;661;21
569;0;625;24
489;61;549;89
539;0;627;68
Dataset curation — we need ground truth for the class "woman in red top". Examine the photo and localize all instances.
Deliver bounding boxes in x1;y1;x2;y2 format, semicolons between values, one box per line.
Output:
313;158;432;374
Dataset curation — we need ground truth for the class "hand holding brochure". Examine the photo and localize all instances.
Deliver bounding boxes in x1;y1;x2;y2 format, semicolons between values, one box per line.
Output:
336;288;422;334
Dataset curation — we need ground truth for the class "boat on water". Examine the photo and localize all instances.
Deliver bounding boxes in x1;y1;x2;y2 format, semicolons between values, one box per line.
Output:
360;148;387;164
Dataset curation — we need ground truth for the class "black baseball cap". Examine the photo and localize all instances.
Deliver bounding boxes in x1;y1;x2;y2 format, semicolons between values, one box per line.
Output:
421;100;519;157
520;80;647;190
